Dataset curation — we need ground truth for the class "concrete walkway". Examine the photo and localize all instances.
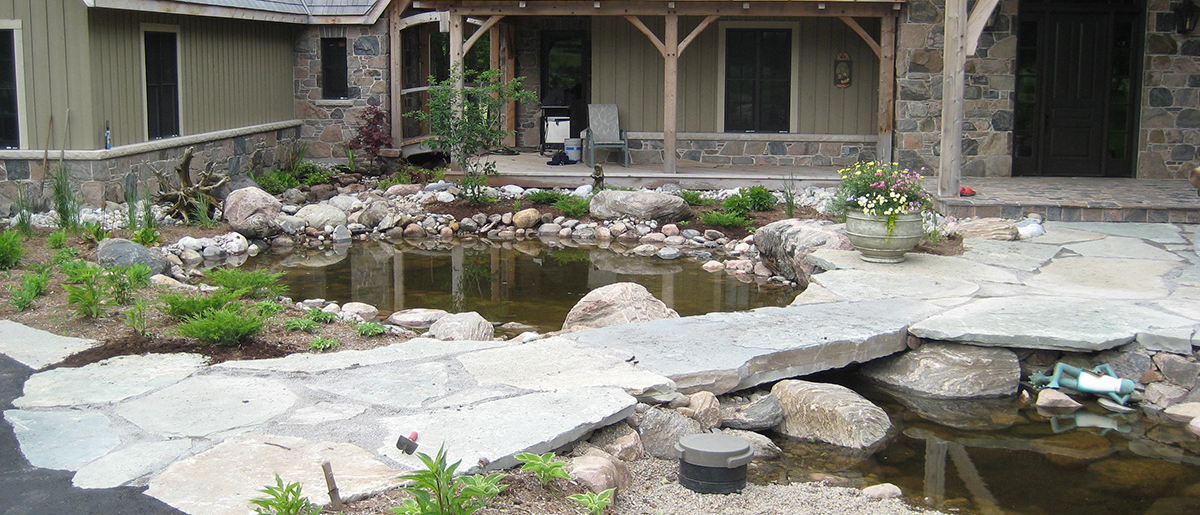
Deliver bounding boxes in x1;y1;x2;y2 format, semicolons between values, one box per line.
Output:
1;221;1198;515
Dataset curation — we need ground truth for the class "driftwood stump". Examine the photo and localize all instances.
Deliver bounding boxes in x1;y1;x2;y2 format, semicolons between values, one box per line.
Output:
154;146;228;224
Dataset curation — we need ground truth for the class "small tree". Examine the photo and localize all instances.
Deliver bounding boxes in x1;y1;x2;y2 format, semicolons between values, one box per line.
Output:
408;69;535;203
348;104;394;170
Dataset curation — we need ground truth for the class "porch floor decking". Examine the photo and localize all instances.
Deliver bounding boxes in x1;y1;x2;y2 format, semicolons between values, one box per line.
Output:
931;177;1200;223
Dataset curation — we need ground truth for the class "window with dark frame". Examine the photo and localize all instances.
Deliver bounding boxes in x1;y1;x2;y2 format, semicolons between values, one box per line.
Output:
724;28;791;133
0;29;19;149
144;31;179;140
321;37;349;99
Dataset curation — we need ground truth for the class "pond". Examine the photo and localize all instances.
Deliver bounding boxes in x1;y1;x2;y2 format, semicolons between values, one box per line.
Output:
252;242;1200;515
252;240;797;333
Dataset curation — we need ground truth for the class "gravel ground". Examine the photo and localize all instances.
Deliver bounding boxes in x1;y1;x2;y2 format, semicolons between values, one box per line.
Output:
612;459;941;515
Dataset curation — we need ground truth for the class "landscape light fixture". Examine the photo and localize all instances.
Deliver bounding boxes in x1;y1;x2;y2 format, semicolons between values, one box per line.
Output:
1176;0;1200;34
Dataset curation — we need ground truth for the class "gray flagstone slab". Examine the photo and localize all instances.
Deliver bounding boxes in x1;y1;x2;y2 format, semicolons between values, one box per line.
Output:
456;337;675;397
3;409;120;471
1027;225;1106;245
0;320;100;370
213;338;510;373
72;440;194;489
1023;257;1180;299
806;249;1021;284
960;239;1062;271
1051;222;1186;244
909;296;1195;351
1063;236;1184;262
15;353;207;408
562;299;943;395
811;269;979;301
116;376;297;437
305;361;450;408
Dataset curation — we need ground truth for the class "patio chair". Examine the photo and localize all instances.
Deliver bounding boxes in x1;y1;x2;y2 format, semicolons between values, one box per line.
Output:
583;104;630;167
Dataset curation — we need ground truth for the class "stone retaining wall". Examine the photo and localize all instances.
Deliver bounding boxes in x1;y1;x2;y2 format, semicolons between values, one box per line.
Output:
593;137;876;167
0;122;300;214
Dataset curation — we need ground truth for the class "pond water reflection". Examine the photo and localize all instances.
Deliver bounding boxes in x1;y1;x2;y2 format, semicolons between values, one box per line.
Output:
252;240;797;332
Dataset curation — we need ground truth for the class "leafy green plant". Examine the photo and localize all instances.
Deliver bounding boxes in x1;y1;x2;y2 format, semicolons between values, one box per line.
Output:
254;300;284;318
8;285;36;311
406;69;536;203
80;221;112;243
721;194;753;217
828;161;932;236
678;190;715;206
699;211;751;228
192;195;219;228
249;474;320;515
104;264;153;305
308;337;339;352
0;230;23;270
7;269;48;311
158;290;239;319
256;169;302;195
742;185;777;211
511;199;521;211
284;317;319;333
349;104;395;169
47;230;67;249
377;173;411;190
51;165;80;231
12;187;32;236
279;141;311;178
525;190;566;205
131;226;161;246
59;259;97;283
64;277;105;318
176;305;264;345
392;446;506;515
780;175;797;218
305;307;337;324
568;488;614;515
553;196;590;219
514;452;570;486
354;321;387;337
141;193;158;230
295;162;332;186
125;184;140;230
52;247;79;265
126;300;151;337
344;147;358;174
206;268;287;299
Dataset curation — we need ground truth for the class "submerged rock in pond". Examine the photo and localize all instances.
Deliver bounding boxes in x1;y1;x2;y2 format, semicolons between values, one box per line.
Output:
772;379;890;449
562;282;679;332
860;342;1020;399
876;388;1021;430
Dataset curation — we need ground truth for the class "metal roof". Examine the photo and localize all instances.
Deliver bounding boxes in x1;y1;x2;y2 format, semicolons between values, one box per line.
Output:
82;0;391;23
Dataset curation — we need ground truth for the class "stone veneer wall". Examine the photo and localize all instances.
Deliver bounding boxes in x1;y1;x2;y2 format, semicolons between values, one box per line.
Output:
0;123;299;213
600;137;876;167
895;0;1018;177
294;20;391;159
1139;0;1200;179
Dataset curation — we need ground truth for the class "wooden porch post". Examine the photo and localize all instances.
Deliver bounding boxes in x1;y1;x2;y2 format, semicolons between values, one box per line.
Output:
449;12;465;106
664;14;679;174
878;13;896;164
389;2;407;147
939;0;966;197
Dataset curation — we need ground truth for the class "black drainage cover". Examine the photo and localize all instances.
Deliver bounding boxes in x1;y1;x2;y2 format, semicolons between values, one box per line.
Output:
674;433;753;494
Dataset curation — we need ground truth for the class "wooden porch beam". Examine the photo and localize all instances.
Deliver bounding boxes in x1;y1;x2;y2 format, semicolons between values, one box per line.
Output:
877;13;895;163
464;15;504;53
450;12;465;113
625;16;666;57
939;0;966;197
664;14;679;173
678;15;720;55
965;0;1000;55
414;1;898;17
839;16;880;59
389;0;412;146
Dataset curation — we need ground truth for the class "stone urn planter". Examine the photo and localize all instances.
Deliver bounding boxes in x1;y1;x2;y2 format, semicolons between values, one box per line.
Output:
844;211;923;263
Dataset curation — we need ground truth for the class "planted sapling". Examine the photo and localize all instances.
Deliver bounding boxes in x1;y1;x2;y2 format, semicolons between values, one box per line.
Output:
514;452;571;486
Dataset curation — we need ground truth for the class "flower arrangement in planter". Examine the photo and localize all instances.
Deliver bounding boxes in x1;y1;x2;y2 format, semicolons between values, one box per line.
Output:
829;161;933;263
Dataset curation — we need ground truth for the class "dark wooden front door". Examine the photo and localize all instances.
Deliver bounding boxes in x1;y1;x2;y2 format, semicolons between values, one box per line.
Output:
1013;0;1142;177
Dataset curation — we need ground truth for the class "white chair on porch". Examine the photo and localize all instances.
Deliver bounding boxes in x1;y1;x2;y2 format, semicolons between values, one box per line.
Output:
583;104;630;167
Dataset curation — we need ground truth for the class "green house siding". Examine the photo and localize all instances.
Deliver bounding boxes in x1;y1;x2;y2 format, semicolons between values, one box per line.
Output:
88;9;296;148
591;16;879;135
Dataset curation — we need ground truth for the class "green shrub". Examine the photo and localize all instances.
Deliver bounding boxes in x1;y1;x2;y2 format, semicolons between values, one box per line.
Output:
524;190;566;205
8;286;36;311
742;185;777;211
295;162;332;186
47;230;67;249
553;196;590;218
176;306;263;345
51;165;80;231
678;190;716;206
159;290;239;319
568;488;615;515
699;211;751;228
308;337;339;352
60;259;99;284
191;196;219;228
354;322;387;337
284;317;319;333
254;301;284;318
206;268;288;299
721;194;753;216
104;264;153;305
7;268;47;311
392;446;506;515
0;230;23;270
305;307;337;324
256;169;301;195
131;226;161;247
12;187;32;235
249;474;320;515
64;279;104;318
514;452;570;486
80;221;111;243
52;247;80;265
126;300;151;337
376;173;411;190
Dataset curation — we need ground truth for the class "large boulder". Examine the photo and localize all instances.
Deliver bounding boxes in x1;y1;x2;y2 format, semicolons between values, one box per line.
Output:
386;308;449;329
427;312;494;341
562;283;679;332
358;201;390;230
568;449;632;494
589;190;692;222
720;394;784;430
949;218;1019;241
97;238;168;275
754;219;853;287
296;204;348;230
635;407;702;459
512;208;542;229
223;187;281;225
860;342;1020;399
772;379;891;449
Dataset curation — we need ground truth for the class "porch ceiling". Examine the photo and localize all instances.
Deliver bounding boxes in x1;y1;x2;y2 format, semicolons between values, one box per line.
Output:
411;0;906;17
